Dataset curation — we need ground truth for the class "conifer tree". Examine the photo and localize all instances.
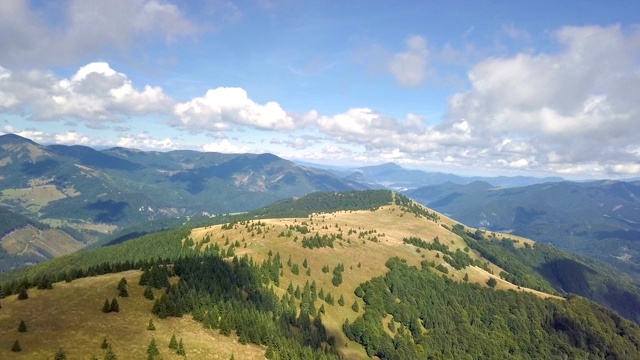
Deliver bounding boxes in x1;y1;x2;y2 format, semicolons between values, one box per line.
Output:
147;319;156;331
143;286;154;300
18;319;27;332
147;337;160;357
338;294;345;306
17;287;28;300
11;340;21;352
104;345;117;360
101;337;109;349
102;299;111;313
54;347;67;360
176;338;186;356
168;334;178;350
110;297;120;313
351;300;359;312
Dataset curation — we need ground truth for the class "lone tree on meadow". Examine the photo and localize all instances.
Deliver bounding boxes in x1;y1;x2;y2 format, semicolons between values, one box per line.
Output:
110;297;120;312
11;340;21;352
102;299;111;313
169;334;178;350
487;277;498;288
147;337;160;357
54;348;67;360
18;320;27;332
17;287;28;300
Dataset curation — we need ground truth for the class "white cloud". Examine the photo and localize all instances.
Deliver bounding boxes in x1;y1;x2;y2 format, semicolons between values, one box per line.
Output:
173;87;296;132
202;139;250;153
389;35;429;87
443;24;640;176
117;133;178;150
0;0;200;67
55;131;90;145
0;62;172;125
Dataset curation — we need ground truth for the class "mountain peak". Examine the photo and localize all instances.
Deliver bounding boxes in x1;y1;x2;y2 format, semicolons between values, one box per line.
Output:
0;133;39;146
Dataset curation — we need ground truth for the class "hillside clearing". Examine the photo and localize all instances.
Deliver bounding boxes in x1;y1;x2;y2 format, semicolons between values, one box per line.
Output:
0;271;266;360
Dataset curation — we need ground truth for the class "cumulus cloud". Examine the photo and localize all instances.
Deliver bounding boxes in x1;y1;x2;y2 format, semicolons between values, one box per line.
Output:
173;87;296;132
54;131;90;145
389;35;429;87
442;25;640;177
0;62;172;125
0;0;200;67
202;139;250;153
117;133;178;150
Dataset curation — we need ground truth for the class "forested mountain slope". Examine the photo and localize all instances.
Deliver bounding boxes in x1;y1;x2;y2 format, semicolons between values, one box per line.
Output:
406;180;640;279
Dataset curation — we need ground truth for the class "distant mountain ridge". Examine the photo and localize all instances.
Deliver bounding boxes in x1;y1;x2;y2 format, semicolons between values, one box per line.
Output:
0;133;365;268
406;180;640;278
318;161;565;189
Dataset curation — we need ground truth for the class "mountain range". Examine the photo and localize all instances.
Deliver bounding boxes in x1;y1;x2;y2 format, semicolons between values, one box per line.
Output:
0;133;364;270
406;180;640;279
332;162;564;190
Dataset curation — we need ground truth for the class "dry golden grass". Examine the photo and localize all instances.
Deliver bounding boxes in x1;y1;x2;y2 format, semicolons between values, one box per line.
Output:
190;204;559;359
0;271;266;360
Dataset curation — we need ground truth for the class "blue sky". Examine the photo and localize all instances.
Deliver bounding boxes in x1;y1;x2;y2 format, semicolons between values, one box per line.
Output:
1;0;639;179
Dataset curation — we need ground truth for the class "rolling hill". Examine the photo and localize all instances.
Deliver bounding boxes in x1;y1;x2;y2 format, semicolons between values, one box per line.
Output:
406;180;640;279
1;190;640;359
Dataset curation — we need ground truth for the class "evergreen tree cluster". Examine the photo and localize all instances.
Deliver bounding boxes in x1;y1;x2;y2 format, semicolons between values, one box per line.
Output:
344;257;640;359
301;233;336;249
150;254;338;359
394;193;440;222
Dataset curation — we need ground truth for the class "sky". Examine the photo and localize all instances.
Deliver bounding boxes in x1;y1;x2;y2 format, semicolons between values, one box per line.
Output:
1;0;640;179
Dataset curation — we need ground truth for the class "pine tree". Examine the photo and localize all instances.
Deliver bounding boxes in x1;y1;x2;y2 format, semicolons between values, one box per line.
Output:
104;345;117;360
18;320;27;332
303;258;308;268
144;286;154;300
176;338;186;356
11;340;21;352
17;287;28;300
168;334;178;350
147;319;156;331
54;347;67;360
110;297;120;313
338;294;345;306
463;273;469;282
101;337;109;349
147;337;160;357
351;300;359;312
102;299;111;313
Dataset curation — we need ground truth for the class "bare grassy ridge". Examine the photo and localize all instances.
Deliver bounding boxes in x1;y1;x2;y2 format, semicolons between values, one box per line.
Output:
191;204;559;358
0;271;265;359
